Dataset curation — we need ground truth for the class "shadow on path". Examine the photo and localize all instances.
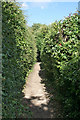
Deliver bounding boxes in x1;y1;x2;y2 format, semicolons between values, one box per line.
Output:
23;96;54;118
22;62;63;118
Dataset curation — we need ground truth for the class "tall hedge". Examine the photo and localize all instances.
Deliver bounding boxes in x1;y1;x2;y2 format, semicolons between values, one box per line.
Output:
31;24;48;61
41;13;80;118
2;2;37;118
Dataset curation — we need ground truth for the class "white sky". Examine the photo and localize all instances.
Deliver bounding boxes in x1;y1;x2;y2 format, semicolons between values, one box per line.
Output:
16;0;79;2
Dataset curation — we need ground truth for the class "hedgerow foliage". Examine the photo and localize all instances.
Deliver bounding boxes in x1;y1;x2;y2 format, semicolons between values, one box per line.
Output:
41;13;80;118
2;2;37;118
32;24;48;61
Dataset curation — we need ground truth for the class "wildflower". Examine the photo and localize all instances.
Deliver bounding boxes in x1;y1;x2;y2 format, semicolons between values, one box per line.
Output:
59;43;62;46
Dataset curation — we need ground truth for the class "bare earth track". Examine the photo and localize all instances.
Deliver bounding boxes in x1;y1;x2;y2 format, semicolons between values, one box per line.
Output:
23;62;63;118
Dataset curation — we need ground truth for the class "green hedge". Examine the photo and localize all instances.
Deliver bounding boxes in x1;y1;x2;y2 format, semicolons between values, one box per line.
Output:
41;13;80;118
31;24;48;61
2;2;37;118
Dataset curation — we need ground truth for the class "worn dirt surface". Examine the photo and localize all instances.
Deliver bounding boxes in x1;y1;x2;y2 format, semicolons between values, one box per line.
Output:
23;62;63;118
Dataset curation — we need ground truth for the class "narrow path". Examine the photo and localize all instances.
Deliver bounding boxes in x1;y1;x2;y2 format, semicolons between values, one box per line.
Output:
23;62;62;118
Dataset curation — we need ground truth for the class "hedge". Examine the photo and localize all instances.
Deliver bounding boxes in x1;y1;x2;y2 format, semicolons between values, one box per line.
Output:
41;13;80;118
31;24;48;61
2;2;37;118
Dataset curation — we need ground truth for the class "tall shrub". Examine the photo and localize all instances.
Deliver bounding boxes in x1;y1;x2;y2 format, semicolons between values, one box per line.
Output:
32;24;48;61
41;13;80;118
2;2;37;118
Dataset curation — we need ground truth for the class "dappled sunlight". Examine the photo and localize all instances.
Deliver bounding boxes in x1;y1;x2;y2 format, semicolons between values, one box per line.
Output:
22;62;63;118
24;95;49;107
23;95;54;118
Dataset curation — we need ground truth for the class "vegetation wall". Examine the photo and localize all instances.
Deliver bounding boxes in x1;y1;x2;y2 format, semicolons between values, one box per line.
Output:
2;1;80;118
2;2;37;118
41;13;80;118
31;23;48;61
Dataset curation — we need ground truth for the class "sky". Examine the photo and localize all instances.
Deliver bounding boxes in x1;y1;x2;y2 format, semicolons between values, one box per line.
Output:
16;0;79;26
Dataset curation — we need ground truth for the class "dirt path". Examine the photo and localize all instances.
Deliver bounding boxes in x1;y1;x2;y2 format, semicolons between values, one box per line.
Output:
23;62;62;118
